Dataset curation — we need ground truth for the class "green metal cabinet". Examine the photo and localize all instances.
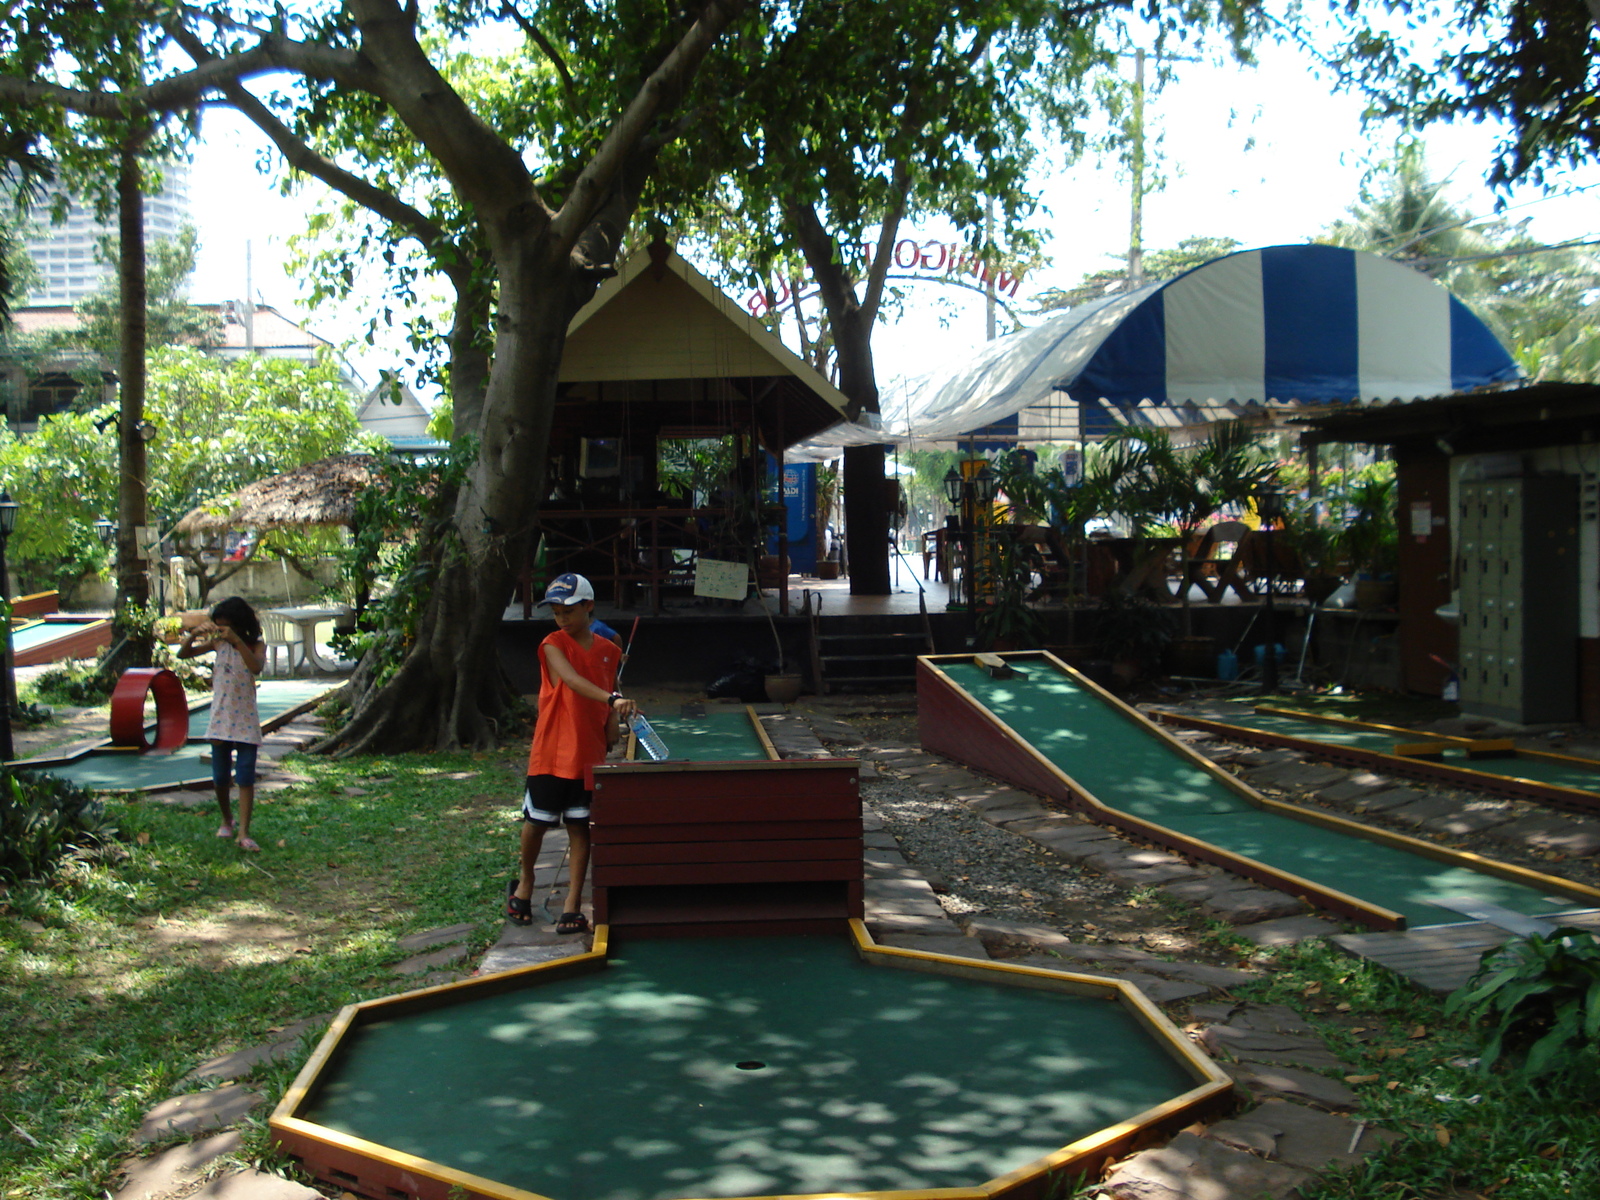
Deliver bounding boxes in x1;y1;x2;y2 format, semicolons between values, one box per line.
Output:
1456;478;1579;723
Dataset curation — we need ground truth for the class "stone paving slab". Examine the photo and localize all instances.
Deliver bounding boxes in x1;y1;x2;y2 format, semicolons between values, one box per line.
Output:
1187;1003;1317;1036
1316;772;1394;806
116;1131;243;1200
184;1170;322;1200
392;942;473;975
1159;878;1308;924
1099;1130;1312;1200
135;1085;266;1144
1005;956;1210;1003
1350;786;1427;813
1224;1061;1359;1112
1417;806;1513;837
981;804;1055;826
864;911;963;937
1384;795;1471;828
477;942;584;975
1103;861;1211;888
960;787;1044;814
396;922;477;952
1204;1099;1399;1173
1233;748;1305;768
1491;814;1600;856
1004;814;1079;837
1244;763;1350;792
1199;1023;1353;1073
1232;914;1345;946
871;933;992;959
177;1016;330;1086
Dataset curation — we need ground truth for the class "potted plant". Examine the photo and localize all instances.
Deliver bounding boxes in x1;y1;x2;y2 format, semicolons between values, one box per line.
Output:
1091;589;1177;685
1331;465;1399;609
975;528;1044;651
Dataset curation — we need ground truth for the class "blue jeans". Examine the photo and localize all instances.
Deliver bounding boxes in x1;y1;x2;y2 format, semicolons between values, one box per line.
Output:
211;740;259;789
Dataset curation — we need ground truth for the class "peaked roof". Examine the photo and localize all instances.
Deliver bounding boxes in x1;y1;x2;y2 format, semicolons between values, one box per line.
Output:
797;243;1522;452
560;245;851;447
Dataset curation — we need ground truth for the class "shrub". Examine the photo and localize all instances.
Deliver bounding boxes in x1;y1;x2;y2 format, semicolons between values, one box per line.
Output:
0;768;116;884
1446;926;1600;1078
29;662;117;706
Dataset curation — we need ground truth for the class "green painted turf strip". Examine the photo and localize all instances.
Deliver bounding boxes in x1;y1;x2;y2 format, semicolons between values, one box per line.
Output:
304;935;1193;1200
946;663;1576;927
643;710;768;761
1208;708;1600;797
11;619;100;653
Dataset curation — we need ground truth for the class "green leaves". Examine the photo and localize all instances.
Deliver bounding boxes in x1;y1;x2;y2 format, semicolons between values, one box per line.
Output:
1446;926;1600;1078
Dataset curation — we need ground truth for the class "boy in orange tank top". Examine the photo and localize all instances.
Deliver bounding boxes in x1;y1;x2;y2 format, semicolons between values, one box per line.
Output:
506;574;637;934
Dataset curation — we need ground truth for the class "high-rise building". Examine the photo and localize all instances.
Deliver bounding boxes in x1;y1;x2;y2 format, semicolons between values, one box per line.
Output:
20;159;192;304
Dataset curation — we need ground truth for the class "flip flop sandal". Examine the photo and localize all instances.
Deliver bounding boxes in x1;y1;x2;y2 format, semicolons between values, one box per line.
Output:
505;880;533;927
556;911;590;936
216;824;234;838
236;836;261;853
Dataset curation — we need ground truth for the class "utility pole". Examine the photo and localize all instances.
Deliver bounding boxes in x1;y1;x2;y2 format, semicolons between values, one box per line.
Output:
1128;48;1145;290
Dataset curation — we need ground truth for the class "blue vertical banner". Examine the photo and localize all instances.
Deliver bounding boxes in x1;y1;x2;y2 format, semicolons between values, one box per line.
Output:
769;461;818;574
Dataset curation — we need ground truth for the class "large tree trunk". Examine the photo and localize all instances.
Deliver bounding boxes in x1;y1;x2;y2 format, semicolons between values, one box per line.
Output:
105;138;153;675
832;308;890;595
317;233;597;754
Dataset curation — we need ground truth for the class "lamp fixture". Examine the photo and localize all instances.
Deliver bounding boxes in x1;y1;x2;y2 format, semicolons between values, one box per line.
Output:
0;492;18;537
942;467;963;509
94;516;117;546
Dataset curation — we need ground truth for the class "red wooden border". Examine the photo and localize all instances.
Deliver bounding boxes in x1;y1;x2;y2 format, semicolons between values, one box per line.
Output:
14;618;111;668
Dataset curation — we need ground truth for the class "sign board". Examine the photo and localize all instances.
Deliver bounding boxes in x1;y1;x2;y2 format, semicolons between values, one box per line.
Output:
694;557;749;601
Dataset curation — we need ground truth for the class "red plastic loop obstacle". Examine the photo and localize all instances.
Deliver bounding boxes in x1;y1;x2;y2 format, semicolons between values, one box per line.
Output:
109;668;190;753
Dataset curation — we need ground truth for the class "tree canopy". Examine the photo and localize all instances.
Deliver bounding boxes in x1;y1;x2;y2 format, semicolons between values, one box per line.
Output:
1330;0;1600;188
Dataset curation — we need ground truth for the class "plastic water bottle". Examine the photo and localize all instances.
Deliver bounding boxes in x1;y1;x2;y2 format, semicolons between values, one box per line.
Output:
629;713;670;761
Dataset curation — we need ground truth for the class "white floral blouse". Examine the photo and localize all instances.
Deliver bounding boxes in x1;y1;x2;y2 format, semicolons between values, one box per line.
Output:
207;640;263;746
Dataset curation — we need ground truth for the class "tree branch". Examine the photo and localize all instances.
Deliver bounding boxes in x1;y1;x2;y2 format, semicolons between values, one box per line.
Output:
167;23;456;277
499;1;576;108
549;0;749;255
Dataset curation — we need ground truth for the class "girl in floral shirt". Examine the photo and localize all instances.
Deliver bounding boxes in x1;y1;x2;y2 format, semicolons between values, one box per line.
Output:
178;597;266;852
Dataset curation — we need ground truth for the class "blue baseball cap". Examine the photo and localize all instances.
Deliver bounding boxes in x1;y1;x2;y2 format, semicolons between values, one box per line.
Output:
538;572;595;606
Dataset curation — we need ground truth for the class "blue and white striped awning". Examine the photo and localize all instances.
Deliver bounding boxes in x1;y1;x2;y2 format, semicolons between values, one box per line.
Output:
791;244;1522;455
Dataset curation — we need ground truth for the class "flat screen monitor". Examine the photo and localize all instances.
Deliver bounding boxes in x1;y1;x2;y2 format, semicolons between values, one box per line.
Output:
579;437;621;478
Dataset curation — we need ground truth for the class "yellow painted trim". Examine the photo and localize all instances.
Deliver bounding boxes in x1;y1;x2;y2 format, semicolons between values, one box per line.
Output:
1149;710;1600;905
918;652;1405;926
271;1002;359;1124
270;1114;559;1200
746;704;782;760
1253;703;1600;778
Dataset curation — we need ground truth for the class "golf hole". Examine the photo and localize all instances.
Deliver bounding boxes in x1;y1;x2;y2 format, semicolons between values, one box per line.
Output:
734;1060;767;1071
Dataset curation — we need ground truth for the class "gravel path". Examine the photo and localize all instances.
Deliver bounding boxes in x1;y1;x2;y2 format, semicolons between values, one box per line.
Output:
863;774;1129;926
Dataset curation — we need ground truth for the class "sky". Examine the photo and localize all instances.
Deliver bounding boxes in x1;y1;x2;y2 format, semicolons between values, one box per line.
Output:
183;22;1600;406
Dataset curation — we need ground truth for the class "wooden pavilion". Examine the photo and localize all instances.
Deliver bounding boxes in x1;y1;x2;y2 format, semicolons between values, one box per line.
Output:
527;242;851;612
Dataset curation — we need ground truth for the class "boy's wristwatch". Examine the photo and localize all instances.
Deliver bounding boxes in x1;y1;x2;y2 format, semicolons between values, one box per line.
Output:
607;692;623;707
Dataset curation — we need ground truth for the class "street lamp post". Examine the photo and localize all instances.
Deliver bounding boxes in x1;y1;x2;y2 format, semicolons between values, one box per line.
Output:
941;467;966;611
1255;485;1284;695
0;491;20;763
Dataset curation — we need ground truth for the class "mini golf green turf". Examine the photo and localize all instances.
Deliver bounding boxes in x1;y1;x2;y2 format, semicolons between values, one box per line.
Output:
643;711;768;762
945;663;1578;927
1197;708;1600;796
300;936;1196;1200
11;618;101;654
21;680;333;790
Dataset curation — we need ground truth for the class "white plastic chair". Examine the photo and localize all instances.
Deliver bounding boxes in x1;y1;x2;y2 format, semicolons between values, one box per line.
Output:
259;612;304;676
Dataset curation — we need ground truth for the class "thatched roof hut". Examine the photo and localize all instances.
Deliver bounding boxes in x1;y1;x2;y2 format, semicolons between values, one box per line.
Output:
172;453;378;537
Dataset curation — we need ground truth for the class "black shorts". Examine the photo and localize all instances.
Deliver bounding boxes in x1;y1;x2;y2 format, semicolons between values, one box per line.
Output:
521;775;591;826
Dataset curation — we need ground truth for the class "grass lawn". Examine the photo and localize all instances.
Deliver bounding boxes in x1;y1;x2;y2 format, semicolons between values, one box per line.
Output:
1;738;527;1199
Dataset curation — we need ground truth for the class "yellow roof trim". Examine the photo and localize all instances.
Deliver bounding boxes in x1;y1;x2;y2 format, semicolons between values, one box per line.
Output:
563;246;851;419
